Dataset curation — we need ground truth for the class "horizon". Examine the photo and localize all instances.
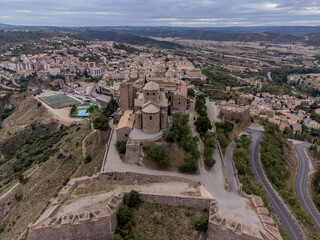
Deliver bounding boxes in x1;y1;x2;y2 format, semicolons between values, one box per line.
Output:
1;0;320;27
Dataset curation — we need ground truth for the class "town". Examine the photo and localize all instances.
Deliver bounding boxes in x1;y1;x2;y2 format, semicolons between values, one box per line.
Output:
0;27;320;240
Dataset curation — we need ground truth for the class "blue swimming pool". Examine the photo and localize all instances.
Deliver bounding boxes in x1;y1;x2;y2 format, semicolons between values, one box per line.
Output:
77;109;90;117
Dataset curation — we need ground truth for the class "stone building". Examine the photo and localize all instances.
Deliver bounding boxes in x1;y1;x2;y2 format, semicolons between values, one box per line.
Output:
134;81;168;134
116;110;135;143
119;81;134;113
220;105;250;124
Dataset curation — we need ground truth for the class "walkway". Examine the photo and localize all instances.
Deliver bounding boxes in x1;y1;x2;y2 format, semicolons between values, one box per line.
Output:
102;121;262;229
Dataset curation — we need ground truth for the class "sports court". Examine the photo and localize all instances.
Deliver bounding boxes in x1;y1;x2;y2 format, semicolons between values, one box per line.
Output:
39;95;80;109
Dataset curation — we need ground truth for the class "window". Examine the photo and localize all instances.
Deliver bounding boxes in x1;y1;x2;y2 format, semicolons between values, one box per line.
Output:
150;116;152;120
153;93;155;95
125;134;128;137
147;93;149;95
179;102;180;104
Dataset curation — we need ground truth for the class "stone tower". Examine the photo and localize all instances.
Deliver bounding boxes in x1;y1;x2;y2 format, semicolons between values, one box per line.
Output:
120;81;134;112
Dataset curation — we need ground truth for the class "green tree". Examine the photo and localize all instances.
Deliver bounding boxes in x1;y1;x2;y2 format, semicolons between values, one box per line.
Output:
70;105;77;115
117;205;132;226
17;173;28;184
195;116;212;135
93;114;109;130
125;190;142;208
149;145;169;168
187;88;195;98
84;153;92;164
194;215;208;232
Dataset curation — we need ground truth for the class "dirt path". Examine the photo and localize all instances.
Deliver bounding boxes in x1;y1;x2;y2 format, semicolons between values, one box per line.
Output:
0;165;39;201
82;130;97;158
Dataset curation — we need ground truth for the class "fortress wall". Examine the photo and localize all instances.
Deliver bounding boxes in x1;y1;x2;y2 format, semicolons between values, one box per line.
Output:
137;193;212;210
97;172;198;186
207;223;264;240
28;217;113;240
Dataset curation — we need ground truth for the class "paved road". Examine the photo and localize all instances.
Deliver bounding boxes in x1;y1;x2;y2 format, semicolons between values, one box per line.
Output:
206;100;220;125
225;141;238;192
294;143;320;234
103;120;263;229
248;128;305;240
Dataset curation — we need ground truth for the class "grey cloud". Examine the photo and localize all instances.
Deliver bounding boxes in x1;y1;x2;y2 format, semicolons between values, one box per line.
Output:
0;0;319;26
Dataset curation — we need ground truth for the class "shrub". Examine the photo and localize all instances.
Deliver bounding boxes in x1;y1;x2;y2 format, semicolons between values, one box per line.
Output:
17;173;28;184
148;145;169;168
179;161;197;173
112;234;124;240
84;153;92;164
117;205;132;226
125;190;141;208
116;141;126;155
14;193;23;202
205;156;216;168
204;146;213;157
195;116;212;135
93;114;109;130
194;215;208;232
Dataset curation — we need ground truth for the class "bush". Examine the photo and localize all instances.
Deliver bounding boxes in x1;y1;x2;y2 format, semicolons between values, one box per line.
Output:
125;190;141;208
195;116;212;135
93;114;109;130
14;193;23;202
116;141;126;155
148;145;169;168
205;156;216;168
187;88;195;98
179;161;198;173
17;173;28;184
194;215;208;232
84;154;92;164
117;205;132;226
112;234;124;240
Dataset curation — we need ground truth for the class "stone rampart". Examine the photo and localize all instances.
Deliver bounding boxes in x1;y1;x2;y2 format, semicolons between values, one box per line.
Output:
28;194;123;240
137;193;211;210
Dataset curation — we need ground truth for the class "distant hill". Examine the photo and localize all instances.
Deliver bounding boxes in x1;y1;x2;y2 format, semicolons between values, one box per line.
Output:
76;30;184;49
1;24;320;46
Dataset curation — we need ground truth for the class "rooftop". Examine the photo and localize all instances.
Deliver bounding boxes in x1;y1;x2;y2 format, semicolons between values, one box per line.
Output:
117;110;135;129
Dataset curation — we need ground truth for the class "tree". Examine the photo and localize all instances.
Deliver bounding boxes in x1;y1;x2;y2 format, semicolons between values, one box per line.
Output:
18;173;28;184
187;88;195;98
149;145;169;168
116;141;126;155
93;114;109;130
70;105;77;115
124;190;141;208
84;153;92;164
117;205;132;226
195;116;212;135
194;215;208;232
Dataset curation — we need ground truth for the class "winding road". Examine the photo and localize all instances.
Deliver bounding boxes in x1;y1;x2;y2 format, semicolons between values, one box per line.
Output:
247;128;305;240
225;141;238;192
294;142;320;234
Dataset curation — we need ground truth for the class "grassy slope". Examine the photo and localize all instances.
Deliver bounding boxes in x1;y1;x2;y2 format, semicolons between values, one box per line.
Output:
132;202;206;240
0;94;108;239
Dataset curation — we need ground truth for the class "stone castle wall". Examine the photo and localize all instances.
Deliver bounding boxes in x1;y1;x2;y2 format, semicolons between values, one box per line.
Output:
125;139;142;164
138;193;212;210
27;172;282;240
220;107;250;123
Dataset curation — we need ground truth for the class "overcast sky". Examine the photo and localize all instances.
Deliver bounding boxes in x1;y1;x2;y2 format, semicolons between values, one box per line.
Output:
1;0;320;27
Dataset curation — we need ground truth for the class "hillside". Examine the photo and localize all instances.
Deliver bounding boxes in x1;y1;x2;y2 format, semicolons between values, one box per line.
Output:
0;93;107;239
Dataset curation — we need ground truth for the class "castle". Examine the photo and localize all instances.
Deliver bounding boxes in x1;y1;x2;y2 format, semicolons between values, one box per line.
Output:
134;81;168;134
117;78;187;138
